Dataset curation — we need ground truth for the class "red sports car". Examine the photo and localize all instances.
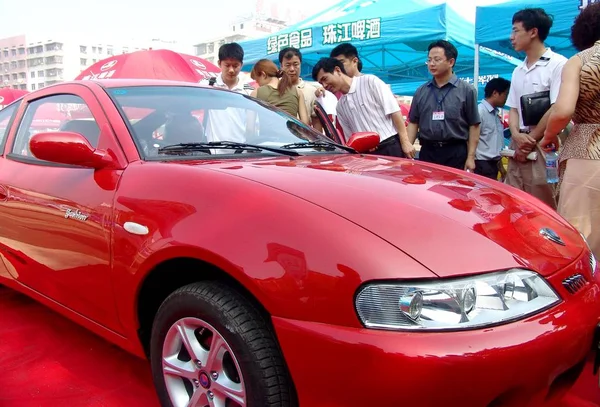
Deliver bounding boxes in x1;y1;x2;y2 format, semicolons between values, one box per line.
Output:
0;80;598;407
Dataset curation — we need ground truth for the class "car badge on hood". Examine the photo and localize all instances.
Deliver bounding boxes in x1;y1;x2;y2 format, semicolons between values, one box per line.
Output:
539;228;565;246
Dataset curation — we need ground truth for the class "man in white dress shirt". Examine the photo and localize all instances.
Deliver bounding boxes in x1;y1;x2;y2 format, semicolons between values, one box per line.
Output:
199;42;253;145
505;8;567;208
312;57;414;158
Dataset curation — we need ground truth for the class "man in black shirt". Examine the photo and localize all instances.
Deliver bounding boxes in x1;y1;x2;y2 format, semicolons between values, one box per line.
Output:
407;40;481;170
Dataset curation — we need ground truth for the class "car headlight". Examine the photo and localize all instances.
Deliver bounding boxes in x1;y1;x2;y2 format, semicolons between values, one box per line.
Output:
355;269;560;331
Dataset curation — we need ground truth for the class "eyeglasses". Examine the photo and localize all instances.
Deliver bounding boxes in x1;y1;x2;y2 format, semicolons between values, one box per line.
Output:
425;58;446;65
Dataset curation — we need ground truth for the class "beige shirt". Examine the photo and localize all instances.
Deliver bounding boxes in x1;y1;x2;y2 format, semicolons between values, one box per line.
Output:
297;79;318;118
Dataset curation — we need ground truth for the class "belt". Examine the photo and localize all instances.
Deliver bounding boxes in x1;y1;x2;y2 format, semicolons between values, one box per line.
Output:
476;157;501;162
420;139;466;147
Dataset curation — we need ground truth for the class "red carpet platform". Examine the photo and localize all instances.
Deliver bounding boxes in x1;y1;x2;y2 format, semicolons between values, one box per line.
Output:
0;286;598;407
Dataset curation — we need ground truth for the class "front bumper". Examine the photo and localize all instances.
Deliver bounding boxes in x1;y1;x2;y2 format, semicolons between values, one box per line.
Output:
273;284;600;407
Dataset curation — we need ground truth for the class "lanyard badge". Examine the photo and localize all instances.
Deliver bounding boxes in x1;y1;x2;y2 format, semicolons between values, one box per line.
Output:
430;78;458;121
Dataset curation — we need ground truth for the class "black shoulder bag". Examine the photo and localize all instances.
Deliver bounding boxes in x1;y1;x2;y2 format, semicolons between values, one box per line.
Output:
520;90;551;127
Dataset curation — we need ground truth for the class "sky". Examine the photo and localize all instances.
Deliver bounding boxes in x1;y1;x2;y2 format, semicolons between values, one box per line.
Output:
0;0;341;43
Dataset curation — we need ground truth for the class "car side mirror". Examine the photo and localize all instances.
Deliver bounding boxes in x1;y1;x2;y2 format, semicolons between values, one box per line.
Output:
29;131;116;169
347;132;380;153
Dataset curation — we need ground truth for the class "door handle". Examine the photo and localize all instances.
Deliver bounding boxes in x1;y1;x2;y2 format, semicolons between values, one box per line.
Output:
0;186;7;201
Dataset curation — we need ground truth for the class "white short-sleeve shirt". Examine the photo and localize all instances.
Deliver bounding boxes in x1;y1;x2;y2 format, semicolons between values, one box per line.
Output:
199;74;253;144
297;79;318;118
505;48;567;130
336;74;400;141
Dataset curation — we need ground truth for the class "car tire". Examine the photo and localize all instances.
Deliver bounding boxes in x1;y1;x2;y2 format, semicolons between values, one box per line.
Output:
150;281;296;407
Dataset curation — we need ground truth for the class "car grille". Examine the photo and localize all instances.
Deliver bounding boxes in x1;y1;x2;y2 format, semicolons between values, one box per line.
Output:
562;274;588;294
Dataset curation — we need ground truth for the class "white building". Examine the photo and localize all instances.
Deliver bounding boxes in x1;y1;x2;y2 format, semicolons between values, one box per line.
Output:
193;0;312;63
0;35;28;90
194;14;287;63
0;34;193;91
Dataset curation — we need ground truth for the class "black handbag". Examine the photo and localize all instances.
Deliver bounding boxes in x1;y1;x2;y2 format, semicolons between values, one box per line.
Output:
520;90;551;127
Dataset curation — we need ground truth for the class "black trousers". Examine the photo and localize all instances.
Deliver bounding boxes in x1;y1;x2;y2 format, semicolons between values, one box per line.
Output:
419;140;467;170
372;135;405;158
475;159;500;180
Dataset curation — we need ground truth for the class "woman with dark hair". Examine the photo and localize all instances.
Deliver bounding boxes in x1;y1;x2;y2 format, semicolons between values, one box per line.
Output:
541;2;600;258
250;59;309;124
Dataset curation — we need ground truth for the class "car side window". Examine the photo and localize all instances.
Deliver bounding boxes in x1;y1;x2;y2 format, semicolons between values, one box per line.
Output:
11;94;100;158
0;104;18;148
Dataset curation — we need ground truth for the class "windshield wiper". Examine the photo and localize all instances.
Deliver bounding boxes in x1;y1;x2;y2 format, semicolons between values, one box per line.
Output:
157;141;300;156
280;141;355;153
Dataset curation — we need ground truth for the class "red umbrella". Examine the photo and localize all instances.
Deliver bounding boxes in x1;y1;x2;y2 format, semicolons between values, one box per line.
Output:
75;49;220;82
0;88;29;109
30;103;68;129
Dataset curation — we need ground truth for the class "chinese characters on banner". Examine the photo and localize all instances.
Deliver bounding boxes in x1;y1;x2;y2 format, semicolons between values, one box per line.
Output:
460;74;499;85
265;17;382;55
322;18;381;45
267;29;313;55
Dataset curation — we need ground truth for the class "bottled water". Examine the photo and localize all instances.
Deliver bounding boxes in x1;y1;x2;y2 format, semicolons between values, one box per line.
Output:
545;150;559;184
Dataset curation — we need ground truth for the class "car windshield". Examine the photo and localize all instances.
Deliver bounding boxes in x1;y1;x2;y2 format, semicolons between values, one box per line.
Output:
106;85;344;160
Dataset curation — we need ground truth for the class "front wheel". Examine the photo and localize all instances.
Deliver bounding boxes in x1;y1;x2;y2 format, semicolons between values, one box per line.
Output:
150;281;296;407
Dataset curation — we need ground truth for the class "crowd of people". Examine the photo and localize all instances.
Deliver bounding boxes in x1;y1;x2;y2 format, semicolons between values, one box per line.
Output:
200;4;600;260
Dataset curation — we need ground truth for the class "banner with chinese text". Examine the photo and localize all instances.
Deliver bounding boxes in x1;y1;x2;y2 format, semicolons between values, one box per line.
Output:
266;17;383;55
238;0;521;96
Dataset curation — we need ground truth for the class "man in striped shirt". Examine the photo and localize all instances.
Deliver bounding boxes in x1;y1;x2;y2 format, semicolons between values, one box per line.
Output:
315;43;363;100
312;58;415;158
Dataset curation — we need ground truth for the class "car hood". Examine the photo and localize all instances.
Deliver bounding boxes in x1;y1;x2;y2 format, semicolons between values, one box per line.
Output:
206;154;583;278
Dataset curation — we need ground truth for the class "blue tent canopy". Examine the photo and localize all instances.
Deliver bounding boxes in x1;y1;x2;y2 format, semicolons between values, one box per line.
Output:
239;0;520;95
475;0;583;59
391;72;512;96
